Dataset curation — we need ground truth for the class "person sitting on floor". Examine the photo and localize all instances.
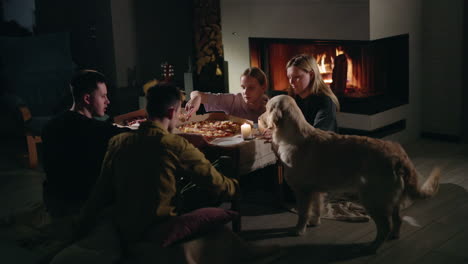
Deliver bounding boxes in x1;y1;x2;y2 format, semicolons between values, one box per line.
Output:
285;54;340;131
71;84;278;263
185;67;268;121
41;69;130;218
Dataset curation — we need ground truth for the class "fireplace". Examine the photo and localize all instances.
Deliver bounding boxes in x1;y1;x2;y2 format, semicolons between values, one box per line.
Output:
249;34;409;115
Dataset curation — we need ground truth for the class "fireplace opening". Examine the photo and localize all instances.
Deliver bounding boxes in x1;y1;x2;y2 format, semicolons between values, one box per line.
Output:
249;34;409;114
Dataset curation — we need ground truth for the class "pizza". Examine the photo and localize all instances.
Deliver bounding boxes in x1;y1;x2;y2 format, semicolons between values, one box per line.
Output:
121;116;147;129
177;120;242;139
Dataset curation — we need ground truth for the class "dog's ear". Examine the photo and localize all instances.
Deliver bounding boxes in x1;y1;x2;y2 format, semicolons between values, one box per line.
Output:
267;106;282;129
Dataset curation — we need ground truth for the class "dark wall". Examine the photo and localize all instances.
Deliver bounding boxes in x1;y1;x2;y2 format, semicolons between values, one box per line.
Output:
35;0;116;84
4;0;195;115
35;0;123;114
463;0;468;142
134;0;193;88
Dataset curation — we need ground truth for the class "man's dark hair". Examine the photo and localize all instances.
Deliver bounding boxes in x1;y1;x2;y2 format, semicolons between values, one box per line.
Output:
146;83;183;118
70;70;106;101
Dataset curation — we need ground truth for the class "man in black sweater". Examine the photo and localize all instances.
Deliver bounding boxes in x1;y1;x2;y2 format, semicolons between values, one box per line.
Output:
42;70;129;218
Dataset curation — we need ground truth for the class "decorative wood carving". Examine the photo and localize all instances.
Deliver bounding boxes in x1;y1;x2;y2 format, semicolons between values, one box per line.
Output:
193;0;226;93
193;0;223;75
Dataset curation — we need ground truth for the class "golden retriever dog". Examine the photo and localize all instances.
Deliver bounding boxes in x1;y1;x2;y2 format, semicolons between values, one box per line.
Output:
258;95;441;253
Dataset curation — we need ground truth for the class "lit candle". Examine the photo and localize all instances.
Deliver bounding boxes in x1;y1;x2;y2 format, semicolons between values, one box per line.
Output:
241;123;252;139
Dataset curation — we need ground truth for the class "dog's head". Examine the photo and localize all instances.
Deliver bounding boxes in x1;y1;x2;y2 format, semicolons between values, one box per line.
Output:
259;95;297;130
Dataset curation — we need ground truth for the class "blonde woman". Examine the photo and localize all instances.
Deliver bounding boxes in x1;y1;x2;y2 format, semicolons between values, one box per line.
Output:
286;54;340;132
274;54;341;205
185;67;268;122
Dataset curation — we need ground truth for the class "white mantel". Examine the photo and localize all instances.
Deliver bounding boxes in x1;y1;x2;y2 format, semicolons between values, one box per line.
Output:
369;0;422;142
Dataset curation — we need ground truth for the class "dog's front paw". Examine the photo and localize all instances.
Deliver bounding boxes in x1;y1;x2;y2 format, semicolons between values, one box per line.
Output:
362;243;379;255
307;216;321;226
351;243;378;256
293;226;307;236
388;232;400;240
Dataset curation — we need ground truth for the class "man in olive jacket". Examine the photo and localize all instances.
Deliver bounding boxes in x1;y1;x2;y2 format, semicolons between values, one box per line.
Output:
78;84;239;245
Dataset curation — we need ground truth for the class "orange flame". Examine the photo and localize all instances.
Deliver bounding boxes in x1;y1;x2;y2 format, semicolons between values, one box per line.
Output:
315;49;360;89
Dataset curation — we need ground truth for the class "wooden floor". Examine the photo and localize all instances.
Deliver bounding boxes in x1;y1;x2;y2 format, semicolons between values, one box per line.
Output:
238;139;468;264
0;138;467;263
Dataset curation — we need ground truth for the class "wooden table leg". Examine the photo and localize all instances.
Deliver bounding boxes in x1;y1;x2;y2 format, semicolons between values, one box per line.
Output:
231;197;241;233
231;151;241;233
26;135;41;169
275;161;284;206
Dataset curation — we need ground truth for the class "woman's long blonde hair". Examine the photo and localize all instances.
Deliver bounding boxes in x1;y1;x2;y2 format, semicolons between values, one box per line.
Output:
286;54;340;111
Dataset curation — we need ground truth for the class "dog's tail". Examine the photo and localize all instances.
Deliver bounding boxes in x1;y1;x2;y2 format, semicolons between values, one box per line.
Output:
393;144;441;200
404;164;441;200
417;166;441;198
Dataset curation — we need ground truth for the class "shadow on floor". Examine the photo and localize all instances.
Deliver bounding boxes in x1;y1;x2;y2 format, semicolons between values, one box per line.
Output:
241;227;294;241
274;243;375;264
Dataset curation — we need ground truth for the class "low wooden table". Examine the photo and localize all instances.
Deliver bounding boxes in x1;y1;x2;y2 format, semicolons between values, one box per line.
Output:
200;136;278;232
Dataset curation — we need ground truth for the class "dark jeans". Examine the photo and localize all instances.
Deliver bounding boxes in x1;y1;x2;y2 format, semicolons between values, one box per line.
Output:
42;183;83;218
177;156;235;214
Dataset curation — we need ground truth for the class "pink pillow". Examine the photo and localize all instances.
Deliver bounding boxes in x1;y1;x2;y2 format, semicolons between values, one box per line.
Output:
154;207;239;247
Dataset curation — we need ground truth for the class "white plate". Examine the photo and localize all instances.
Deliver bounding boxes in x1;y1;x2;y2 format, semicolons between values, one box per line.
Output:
113;123;140;130
210;136;244;146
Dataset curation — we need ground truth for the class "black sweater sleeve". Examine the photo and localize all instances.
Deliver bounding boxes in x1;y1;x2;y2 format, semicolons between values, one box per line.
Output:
313;96;337;132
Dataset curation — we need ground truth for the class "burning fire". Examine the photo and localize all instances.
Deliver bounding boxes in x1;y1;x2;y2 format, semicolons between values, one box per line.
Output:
315;48;359;89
